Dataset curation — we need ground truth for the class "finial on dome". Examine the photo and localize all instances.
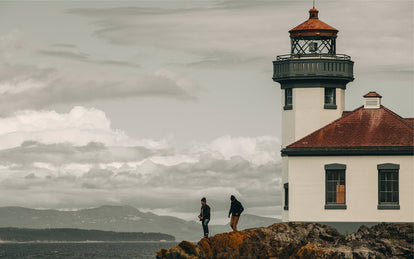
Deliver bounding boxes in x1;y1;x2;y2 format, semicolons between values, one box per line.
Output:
309;7;319;19
309;0;318;19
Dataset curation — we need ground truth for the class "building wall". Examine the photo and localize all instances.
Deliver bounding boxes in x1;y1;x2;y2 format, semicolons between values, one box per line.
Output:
287;155;414;222
282;88;345;148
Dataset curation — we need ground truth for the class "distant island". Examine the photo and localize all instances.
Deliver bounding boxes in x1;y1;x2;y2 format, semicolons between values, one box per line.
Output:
0;205;281;241
0;228;174;242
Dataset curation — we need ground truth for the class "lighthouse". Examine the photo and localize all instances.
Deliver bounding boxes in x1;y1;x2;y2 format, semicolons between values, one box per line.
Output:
273;7;413;226
273;7;354;148
274;7;354;222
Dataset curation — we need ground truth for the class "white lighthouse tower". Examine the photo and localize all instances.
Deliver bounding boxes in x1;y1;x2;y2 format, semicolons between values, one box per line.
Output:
273;7;354;222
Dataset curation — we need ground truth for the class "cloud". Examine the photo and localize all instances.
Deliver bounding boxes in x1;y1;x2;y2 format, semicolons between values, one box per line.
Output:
68;1;413;76
0;107;282;218
68;2;290;70
0;62;54;94
38;49;141;68
0;61;198;114
50;43;77;48
206;135;280;165
0;28;199;114
0;1;411;116
0;106;168;149
0;142;156;167
0;30;23;53
0;148;282;218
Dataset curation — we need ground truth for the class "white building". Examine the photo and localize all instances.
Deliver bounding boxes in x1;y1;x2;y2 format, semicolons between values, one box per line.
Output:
273;8;414;226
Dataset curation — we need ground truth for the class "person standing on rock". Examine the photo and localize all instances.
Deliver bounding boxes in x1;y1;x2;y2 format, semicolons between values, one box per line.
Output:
228;195;244;232
198;197;210;238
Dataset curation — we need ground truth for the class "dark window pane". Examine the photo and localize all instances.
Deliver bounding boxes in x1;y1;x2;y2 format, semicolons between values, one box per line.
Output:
394;192;399;203
324;88;336;105
339;172;345;181
386;192;392;202
285;89;292;106
333;170;342;180
380;181;386;191
327;191;335;203
392;180;398;192
385;181;391;192
392;171;398;181
327;183;335;192
379;192;386;202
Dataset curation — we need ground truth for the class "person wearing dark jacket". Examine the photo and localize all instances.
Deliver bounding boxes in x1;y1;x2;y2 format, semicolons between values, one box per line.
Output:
198;197;210;238
228;195;244;232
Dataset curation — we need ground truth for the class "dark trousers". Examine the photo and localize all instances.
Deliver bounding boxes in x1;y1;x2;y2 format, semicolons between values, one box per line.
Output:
202;219;210;237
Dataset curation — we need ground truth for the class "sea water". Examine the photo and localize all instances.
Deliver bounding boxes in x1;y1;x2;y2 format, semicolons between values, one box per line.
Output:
0;241;177;259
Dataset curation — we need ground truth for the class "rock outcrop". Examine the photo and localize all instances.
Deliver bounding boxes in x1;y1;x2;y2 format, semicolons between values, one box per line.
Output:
156;222;413;258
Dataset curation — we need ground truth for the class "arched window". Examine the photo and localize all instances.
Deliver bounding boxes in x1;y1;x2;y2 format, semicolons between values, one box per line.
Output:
325;163;346;209
378;163;400;210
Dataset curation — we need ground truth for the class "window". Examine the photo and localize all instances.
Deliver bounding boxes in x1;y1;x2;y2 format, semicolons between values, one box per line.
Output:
284;183;289;210
284;88;292;110
324;88;337;109
378;164;400;210
325;164;346;209
309;42;318;53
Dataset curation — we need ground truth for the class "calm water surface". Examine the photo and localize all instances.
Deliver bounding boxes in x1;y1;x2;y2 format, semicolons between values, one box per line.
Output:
0;242;177;259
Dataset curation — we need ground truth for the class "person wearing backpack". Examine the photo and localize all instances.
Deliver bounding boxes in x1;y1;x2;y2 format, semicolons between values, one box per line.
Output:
228;195;244;232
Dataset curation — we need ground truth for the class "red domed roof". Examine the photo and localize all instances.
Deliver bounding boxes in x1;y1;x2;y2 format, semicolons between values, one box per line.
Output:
289;8;338;38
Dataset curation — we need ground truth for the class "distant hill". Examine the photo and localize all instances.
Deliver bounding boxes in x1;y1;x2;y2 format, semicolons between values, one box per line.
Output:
0;206;280;241
0;227;174;242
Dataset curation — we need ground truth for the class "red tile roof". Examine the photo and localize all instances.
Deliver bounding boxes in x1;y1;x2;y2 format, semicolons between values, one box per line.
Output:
288;105;414;148
405;118;414;126
289;8;338;38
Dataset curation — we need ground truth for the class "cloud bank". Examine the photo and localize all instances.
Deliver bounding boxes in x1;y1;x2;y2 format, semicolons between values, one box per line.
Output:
0;107;282;220
0;29;199;115
0;106;167;150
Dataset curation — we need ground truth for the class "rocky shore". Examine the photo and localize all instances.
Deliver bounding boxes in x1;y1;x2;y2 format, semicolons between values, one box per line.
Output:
156;222;413;258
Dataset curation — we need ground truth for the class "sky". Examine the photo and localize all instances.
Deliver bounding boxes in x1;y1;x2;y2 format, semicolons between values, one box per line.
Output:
0;0;412;224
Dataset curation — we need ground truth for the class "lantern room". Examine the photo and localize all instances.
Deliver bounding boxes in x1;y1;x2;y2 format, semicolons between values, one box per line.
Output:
289;8;338;57
272;7;355;147
272;7;354;86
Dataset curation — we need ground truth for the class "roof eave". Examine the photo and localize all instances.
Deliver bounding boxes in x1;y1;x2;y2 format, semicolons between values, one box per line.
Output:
281;146;414;156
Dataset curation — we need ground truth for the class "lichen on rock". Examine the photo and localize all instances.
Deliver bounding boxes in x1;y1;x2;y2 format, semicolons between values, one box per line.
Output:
156;222;413;259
